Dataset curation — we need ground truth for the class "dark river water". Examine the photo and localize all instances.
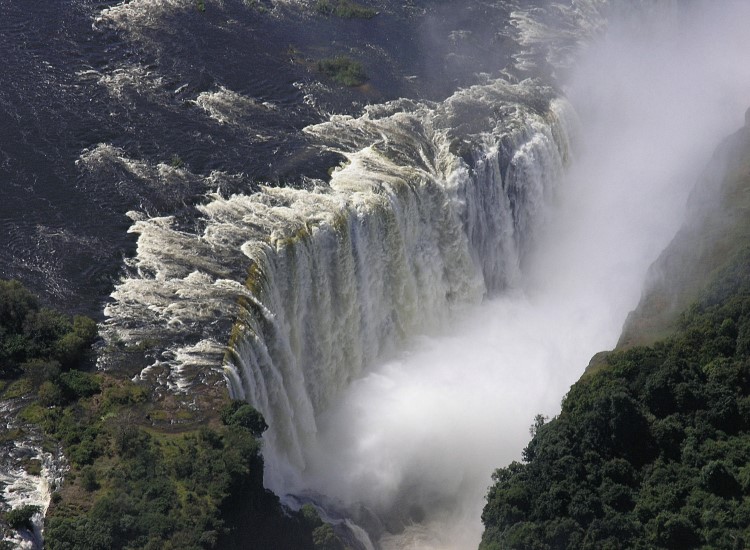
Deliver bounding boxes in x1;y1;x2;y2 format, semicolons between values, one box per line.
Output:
0;0;517;315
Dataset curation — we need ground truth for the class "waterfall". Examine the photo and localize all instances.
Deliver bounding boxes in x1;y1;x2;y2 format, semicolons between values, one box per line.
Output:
220;82;575;485
100;79;574;466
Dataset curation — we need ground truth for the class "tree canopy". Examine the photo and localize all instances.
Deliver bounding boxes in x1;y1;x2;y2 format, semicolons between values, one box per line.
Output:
481;248;750;549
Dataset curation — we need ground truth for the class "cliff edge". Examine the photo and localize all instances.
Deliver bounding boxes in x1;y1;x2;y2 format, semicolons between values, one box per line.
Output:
618;109;750;348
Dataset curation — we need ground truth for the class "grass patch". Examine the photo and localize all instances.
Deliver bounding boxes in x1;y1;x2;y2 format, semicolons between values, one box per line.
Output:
315;0;376;19
149;408;196;423
317;56;367;87
21;458;42;476
0;427;24;444
2;377;33;399
18;402;45;425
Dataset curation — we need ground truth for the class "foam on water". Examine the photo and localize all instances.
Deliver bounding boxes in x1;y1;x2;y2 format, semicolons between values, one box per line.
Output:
95;0;196;34
96;64;167;103
193;86;274;139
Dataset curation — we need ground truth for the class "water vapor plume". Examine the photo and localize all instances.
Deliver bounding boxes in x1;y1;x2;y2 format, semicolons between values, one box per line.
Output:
275;1;750;547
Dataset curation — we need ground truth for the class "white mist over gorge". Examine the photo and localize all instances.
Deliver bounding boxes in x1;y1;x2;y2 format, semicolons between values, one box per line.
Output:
83;0;750;548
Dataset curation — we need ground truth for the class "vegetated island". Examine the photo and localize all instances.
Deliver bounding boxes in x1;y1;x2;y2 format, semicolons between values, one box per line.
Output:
318;55;368;87
314;0;377;19
480;115;750;549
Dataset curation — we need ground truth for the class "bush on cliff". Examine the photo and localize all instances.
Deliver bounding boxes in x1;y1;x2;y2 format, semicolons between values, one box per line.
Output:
1;280;341;549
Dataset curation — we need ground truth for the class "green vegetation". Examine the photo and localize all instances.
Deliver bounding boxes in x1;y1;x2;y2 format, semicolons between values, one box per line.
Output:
481;248;750;549
4;505;41;531
170;154;184;169
45;407;264;549
3;377;33;399
0;280;345;547
317;56;368;87
38;392;344;549
0;279;97;382
314;0;377;19
219;400;268;436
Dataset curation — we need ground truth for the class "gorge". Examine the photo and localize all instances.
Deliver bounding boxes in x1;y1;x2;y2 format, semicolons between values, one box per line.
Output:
2;0;750;548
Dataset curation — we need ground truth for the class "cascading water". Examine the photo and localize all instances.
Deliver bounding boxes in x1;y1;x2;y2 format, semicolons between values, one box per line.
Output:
223;85;574;486
94;1;597;547
102;77;574;456
6;0;750;547
100;77;574;549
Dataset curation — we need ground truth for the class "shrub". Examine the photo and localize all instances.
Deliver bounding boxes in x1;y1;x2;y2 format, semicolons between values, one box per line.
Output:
220;401;268;437
0;280;37;333
59;370;100;400
39;380;65;406
23;308;71;358
5;505;41;531
219;400;268;437
1;334;30;372
72;315;97;341
1;279;97;373
80;467;99;492
317;56;367;87
22;358;61;387
312;523;342;550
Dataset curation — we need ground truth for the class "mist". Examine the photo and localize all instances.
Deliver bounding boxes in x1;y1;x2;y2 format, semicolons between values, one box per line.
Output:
282;2;750;548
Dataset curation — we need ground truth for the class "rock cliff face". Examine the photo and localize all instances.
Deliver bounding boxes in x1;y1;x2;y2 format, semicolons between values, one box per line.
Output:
618;112;750;349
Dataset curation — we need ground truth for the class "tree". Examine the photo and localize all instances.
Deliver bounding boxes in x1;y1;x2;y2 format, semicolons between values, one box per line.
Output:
0;280;37;333
220;401;268;437
5;505;41;531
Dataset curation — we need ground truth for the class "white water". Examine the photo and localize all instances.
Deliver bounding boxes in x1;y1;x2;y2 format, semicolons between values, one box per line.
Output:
0;402;67;549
